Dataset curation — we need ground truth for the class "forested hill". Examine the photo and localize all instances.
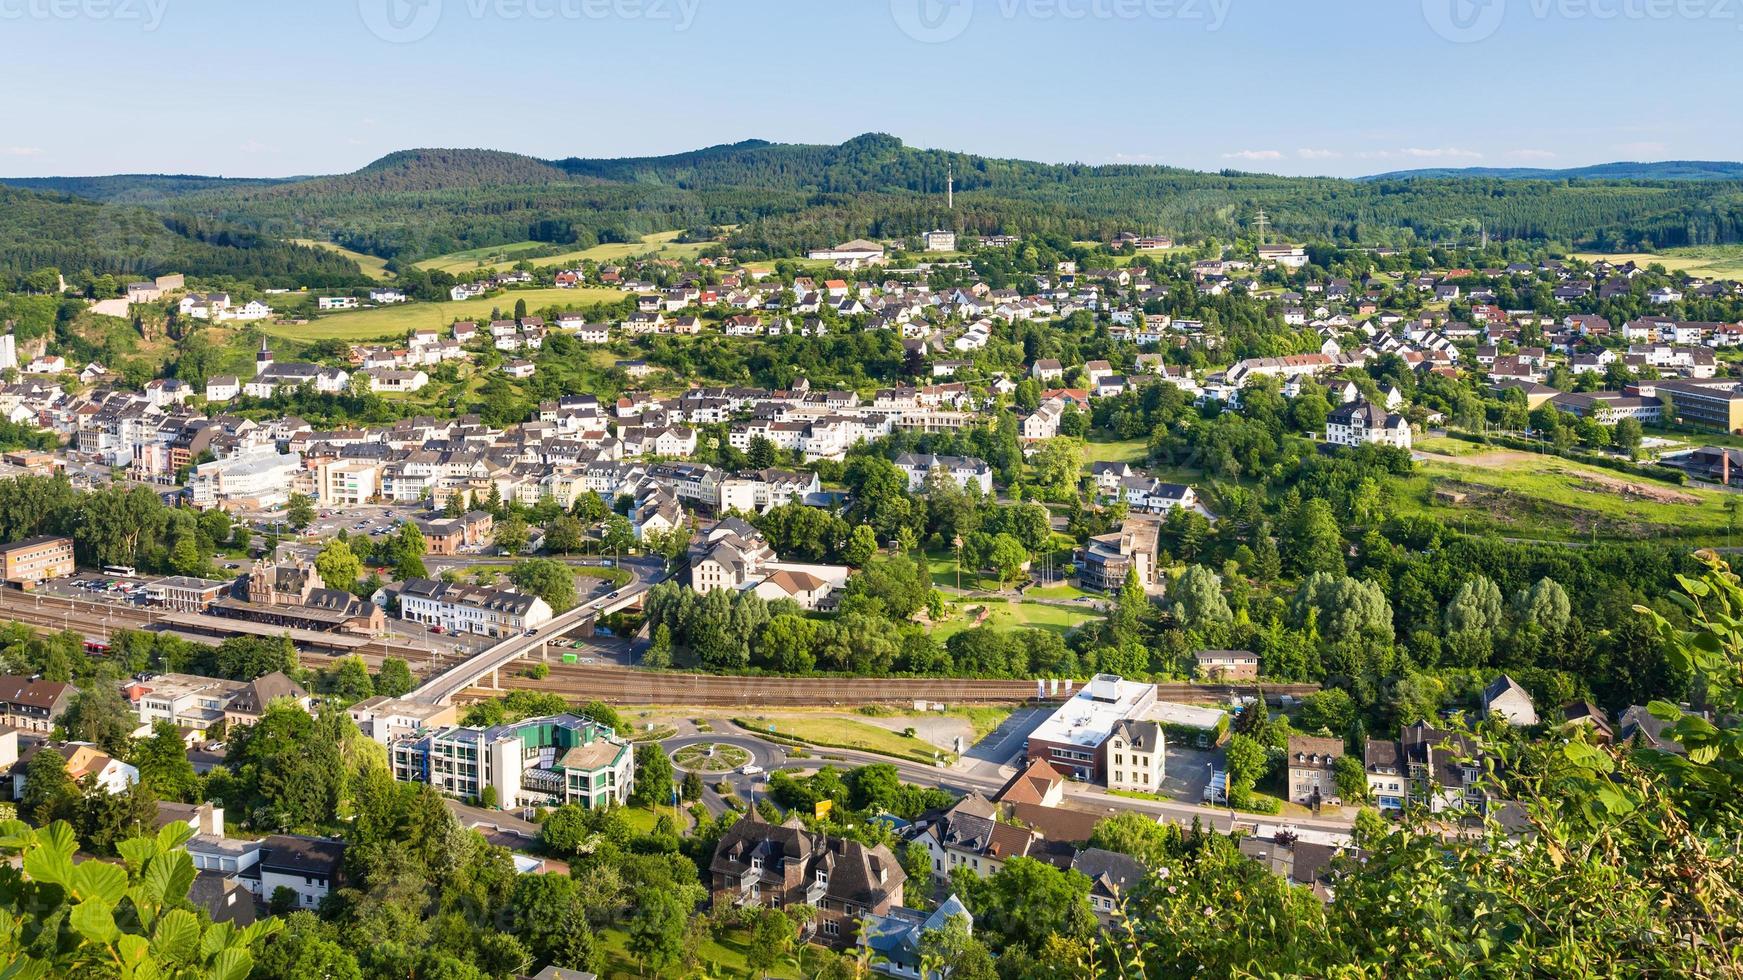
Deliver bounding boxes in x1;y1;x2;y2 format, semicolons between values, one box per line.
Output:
9;134;1743;275
1365;160;1743;181
0;187;367;287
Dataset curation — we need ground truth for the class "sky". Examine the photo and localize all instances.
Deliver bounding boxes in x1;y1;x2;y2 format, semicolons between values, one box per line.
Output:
3;0;1738;179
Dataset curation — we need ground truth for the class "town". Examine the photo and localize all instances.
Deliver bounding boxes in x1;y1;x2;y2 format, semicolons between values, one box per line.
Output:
0;212;1733;977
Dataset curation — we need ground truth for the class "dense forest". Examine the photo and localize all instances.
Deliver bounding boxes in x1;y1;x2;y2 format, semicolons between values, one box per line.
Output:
0;187;368;287
10;134;1743;280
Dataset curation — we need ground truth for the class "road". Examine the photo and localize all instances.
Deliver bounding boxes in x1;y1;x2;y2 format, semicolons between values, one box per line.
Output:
405;557;667;704
664;721;1358;835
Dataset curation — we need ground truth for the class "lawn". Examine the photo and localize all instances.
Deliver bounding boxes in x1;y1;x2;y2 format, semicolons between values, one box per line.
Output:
415;230;712;275
1392;453;1737;541
1572;246;1743;281
735;713;949;765
673;742;750;773
1082;435;1150;467
294;239;394;281
931;598;1101;642
258;288;623;342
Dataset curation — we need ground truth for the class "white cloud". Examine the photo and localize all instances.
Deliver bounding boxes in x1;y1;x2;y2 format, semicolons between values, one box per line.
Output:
1110;152;1167;163
1399;147;1484;159
1507;149;1557;161
1222;149;1284;162
1296;148;1342;160
1;147;42;157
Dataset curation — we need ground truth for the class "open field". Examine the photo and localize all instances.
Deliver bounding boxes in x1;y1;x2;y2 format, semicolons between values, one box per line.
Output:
932;598;1101;642
735;712;950;764
1572;246;1743;281
258;287;622;341
414;230;712;275
1396;451;1736;540
293;239;394;281
1082;435;1150;466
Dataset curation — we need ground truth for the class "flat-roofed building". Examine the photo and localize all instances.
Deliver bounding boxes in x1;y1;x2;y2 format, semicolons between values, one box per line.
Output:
0;536;74;586
1024;674;1159;783
389;713;634;810
1655;380;1743;433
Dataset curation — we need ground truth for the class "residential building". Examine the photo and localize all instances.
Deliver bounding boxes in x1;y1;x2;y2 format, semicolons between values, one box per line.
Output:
346;697;458;745
1070;848;1145;922
0;676;73;733
1325;399;1411;449
256;836;346;910
922;230;958;252
395;578;553;638
1481;674;1537;726
390;714;634;810
1079;516;1160;593
894;453;993;493
1104;719;1165;793
1286;735;1344;807
709;810;906;949
860;895;972;979
1194;649;1259;681
911;793;1044;881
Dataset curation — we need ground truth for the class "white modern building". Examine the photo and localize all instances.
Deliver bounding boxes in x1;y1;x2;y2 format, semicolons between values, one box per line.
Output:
389;714;634;810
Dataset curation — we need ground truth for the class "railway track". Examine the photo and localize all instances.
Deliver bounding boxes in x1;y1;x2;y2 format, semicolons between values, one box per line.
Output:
0;590;1320;707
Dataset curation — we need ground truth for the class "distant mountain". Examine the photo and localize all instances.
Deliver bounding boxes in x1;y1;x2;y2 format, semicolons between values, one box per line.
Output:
7;136;1743;272
1363;161;1743;182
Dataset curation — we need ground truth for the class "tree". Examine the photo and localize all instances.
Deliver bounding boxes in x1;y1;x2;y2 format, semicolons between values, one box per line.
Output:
494;515;530;556
1297;688;1355;737
630;743;674;808
1172;564;1232;632
509;558;578;613
133;721;199;803
1444;575;1504;635
19;748;74;826
987;533;1030;585
314;537;363;593
681;769;702;802
600;513;635;556
1333;754;1369;802
844;524;879;568
955;856;1096;951
745;906;797;975
390;521;428;580
1223;733;1268;794
506;873;598;973
0;820;283;977
1516;577;1571;634
286;492;316;530
375;656;415;697
544;515;585;555
919;913;997;980
626;888;688;976
327;655;375;703
1285;498;1346;575
1613;417;1645;458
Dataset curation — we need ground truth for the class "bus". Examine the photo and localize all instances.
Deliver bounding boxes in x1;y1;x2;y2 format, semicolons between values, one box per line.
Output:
102;565;137;578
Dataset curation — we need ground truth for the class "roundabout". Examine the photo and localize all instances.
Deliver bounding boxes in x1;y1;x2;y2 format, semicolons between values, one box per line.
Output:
671;741;752;773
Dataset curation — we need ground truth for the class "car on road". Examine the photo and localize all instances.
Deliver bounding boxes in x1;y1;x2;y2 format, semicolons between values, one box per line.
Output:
740;765;763;776
580;658;596;665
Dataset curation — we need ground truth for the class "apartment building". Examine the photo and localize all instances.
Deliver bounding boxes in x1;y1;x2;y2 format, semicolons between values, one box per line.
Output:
395;578;552;638
709;810;905;949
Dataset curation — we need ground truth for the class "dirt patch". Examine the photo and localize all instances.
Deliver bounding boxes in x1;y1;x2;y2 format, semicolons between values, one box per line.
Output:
1570;471;1700;506
1429;480;1658;539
